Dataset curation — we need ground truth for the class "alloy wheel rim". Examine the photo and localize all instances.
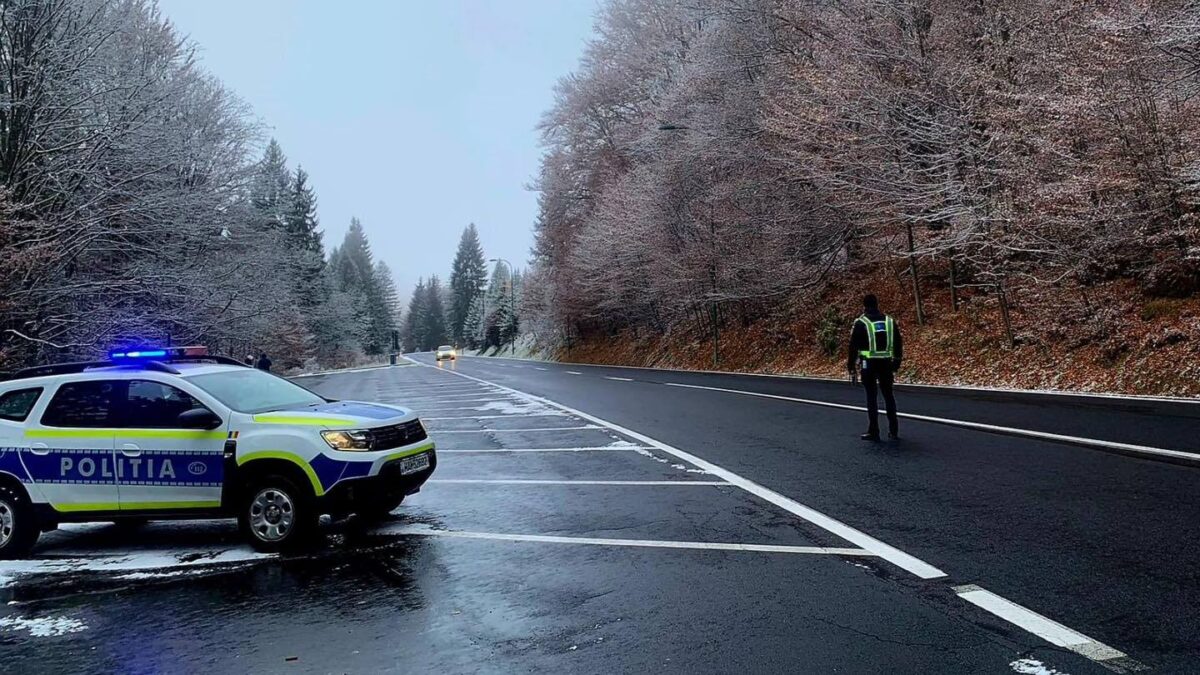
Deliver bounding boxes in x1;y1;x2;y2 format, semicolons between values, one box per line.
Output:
249;488;295;542
0;499;14;548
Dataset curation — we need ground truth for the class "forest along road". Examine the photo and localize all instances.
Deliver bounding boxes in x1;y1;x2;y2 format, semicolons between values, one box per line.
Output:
2;357;1196;673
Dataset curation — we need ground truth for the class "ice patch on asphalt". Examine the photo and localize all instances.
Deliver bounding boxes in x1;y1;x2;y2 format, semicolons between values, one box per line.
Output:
0;615;88;637
0;547;273;587
470;400;565;416
633;448;708;474
1010;658;1066;675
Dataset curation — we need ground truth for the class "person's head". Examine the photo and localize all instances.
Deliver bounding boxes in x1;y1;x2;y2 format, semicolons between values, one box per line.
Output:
863;294;879;311
259;352;267;358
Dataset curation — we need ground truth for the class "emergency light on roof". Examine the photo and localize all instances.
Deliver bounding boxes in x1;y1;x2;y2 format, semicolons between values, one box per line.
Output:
109;345;208;360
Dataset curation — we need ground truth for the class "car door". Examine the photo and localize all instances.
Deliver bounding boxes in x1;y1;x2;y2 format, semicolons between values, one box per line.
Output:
115;380;227;511
23;379;122;514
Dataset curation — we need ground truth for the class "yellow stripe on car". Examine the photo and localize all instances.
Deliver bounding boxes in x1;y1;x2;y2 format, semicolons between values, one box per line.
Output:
251;415;358;426
236;450;326;496
26;429;226;440
382;442;436;463
53;501;221;513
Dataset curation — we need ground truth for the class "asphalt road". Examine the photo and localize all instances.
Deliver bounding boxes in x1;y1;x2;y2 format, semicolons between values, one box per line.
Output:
2;355;1197;673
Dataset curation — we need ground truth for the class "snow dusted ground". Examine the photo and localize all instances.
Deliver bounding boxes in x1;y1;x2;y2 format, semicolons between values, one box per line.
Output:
0;521;272;590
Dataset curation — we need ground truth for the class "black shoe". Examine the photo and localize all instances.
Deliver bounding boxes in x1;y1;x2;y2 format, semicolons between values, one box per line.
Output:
888;432;899;440
861;433;881;441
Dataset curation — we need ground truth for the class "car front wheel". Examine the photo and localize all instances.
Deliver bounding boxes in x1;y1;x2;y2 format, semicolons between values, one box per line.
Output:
239;475;318;553
0;484;40;559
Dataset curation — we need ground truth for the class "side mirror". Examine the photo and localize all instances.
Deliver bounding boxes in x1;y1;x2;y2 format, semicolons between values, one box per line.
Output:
178;408;222;430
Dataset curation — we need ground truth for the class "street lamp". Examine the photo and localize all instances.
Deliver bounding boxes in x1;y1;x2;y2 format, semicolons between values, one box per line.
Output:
488;257;517;353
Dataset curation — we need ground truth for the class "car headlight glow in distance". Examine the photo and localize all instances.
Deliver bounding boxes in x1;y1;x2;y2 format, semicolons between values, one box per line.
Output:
321;429;373;450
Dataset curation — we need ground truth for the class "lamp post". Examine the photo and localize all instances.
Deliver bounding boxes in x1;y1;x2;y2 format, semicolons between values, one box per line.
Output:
488;257;516;353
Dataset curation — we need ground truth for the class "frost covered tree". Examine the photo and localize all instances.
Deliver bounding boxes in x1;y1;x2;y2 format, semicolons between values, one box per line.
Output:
448;224;488;346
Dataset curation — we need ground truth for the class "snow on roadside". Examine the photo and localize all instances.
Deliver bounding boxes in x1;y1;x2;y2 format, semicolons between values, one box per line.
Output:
0;615;88;637
470;400;565;416
1010;658;1066;675
0;547;273;588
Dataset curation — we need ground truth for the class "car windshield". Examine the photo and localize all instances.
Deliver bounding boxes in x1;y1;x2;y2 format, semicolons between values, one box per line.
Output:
438;346;453;351
186;368;326;414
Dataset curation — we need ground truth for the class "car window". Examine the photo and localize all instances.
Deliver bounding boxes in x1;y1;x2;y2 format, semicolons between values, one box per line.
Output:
185;368;325;414
124;380;210;429
0;388;43;422
41;381;120;428
439;346;453;351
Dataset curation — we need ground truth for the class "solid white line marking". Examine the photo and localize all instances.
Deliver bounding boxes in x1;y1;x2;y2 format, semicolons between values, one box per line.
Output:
606;376;634;382
566;371;582;375
664;383;1198;463
954;585;1128;663
464;353;1200;404
392;526;875;556
432;426;601;434
429;479;730;486
437;447;652;453
422;413;566;421
422;365;948;579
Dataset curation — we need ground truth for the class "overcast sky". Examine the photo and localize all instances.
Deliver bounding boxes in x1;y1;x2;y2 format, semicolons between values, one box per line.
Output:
157;0;598;301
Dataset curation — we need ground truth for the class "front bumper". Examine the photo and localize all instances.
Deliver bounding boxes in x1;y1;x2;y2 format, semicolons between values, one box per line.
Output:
320;449;437;514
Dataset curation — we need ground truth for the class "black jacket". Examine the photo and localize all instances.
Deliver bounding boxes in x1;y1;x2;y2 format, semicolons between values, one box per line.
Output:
846;309;903;373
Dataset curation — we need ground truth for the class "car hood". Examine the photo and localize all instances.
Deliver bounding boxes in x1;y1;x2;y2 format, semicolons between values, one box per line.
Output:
253;401;414;428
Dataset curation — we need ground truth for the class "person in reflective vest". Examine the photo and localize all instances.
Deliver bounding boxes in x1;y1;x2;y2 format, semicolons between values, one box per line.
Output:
846;294;903;441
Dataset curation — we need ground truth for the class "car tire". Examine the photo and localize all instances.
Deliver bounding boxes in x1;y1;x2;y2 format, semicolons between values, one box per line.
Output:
0;483;40;560
239;474;318;553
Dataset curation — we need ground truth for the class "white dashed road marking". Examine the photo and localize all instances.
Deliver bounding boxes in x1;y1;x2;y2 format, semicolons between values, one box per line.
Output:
954;585;1133;665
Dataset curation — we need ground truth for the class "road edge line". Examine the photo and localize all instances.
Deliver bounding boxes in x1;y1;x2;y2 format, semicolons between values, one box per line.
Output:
664;382;1200;467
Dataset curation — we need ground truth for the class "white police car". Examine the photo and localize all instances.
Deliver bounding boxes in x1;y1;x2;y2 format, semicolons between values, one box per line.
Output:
0;347;435;558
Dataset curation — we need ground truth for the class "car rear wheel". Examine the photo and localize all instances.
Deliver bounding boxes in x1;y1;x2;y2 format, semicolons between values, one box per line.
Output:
0;484;40;560
239;475;318;553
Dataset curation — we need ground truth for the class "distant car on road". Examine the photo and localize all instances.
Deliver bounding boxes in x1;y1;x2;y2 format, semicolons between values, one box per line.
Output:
435;345;457;361
0;346;436;558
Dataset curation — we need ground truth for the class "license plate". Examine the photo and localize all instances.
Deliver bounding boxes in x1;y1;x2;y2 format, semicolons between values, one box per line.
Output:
399;452;430;475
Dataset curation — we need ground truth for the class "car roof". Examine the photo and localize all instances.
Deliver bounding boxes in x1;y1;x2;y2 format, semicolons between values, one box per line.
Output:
0;362;246;391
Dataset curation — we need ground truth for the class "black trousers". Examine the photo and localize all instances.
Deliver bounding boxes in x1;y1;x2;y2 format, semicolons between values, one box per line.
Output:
861;360;898;436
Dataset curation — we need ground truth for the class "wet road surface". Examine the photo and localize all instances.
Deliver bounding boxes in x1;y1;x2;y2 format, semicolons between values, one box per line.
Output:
2;356;1195;673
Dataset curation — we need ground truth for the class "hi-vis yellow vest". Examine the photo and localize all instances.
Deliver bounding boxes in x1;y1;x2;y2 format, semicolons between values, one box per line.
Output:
856;315;895;360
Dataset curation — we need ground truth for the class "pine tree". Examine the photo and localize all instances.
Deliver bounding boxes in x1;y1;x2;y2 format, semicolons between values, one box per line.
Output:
424;275;450;350
250;139;292;231
403;278;428;352
374;260;401;352
330;219;394;354
448;224;488;346
463;294;486;350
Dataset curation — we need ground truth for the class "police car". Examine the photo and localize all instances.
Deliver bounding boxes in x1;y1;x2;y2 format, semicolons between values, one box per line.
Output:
0;347;436;558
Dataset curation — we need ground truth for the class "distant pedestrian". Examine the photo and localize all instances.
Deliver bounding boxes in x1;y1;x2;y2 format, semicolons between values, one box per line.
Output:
847;294;903;441
255;352;272;372
245;354;254;366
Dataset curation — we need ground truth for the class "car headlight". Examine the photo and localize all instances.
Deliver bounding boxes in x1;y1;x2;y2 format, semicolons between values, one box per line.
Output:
321;429;373;451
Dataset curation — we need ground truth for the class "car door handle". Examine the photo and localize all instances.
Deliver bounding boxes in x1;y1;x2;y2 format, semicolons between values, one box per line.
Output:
29;442;50;455
121;444;142;457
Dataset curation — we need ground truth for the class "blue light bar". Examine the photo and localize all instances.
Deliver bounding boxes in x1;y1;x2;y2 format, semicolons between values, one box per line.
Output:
110;349;168;359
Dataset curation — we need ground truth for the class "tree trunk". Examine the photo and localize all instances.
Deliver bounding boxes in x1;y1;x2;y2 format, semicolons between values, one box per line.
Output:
906;223;926;325
997;280;1015;348
948;251;959;312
